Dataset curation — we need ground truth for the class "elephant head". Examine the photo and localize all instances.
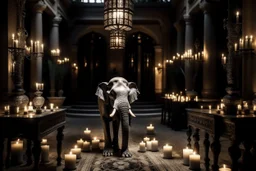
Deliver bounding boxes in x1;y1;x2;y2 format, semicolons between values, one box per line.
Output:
95;77;139;157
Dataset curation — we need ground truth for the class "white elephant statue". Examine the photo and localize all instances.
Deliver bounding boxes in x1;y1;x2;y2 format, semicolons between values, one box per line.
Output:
95;77;139;157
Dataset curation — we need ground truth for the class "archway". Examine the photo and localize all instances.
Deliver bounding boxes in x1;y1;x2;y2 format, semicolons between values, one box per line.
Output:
77;32;107;100
125;32;155;100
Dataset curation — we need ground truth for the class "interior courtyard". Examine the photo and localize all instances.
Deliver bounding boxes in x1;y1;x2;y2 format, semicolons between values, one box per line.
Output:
0;0;256;171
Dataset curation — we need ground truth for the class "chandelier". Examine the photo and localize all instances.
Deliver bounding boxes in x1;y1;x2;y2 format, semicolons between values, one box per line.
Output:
110;30;126;49
104;0;134;31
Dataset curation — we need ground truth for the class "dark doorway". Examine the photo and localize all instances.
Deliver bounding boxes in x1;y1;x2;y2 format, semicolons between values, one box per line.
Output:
77;32;107;101
125;32;155;100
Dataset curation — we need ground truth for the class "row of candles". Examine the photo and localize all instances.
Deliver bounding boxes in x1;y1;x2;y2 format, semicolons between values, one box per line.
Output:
145;124;230;170
10;138;50;165
4;102;59;115
164;93;199;102
168;51;204;62
57;57;70;64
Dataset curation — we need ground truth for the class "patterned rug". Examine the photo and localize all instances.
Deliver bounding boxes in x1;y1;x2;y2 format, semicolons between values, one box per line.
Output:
76;149;191;171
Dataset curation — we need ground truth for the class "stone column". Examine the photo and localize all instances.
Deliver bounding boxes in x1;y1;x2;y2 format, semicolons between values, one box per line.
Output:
154;45;163;94
183;14;195;96
30;0;46;93
174;20;185;54
49;15;62;97
200;1;217;98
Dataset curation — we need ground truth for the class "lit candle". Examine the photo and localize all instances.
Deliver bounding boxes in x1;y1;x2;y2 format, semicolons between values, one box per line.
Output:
209;105;211;111
234;43;238;51
12;33;15;47
44;106;47;112
143;137;150;143
146;124;155;135
236;11;239;24
201;106;203;110
195;96;198;102
237;104;242;114
245;36;249;49
183;147;193;165
77;139;84;149
253;105;256;114
41;145;49;163
239;38;243;49
217;105;220;114
41;139;47;145
84;128;91;140
41;44;44;53
139;141;146;152
16;107;19;114
82;141;91;152
50;103;54;112
163;144;172;159
220;103;225;110
28;102;33;112
36;83;39;90
146;141;152;151
250;35;253;49
91;137;100;150
11;140;23;164
64;152;76;170
4;105;10;115
189;152;200;170
243;102;248;109
56;106;59;110
71;145;81;159
151;138;158;152
219;164;231;171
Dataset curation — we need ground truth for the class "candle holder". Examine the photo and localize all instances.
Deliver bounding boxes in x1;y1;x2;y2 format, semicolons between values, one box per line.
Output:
32;90;45;114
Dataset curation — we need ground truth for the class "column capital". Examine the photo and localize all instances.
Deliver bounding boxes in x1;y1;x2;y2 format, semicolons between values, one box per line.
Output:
199;0;217;14
52;15;62;26
33;0;46;13
183;14;193;25
174;20;184;32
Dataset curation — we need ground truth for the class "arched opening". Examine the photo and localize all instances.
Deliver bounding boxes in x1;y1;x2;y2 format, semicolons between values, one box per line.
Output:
76;32;107;100
125;32;155;100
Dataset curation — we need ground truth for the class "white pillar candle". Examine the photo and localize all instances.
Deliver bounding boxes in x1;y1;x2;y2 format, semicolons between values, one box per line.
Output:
41;145;49;162
11;140;23;164
82;141;91;152
139;141;146;152
50;103;54;112
91;137;100;150
64;152;76;170
189;152;200;170
146;141;152;151
219;164;231;171
4;105;10;115
41;139;47;145
143;137;150;142
84;128;91;140
146;124;155;134
71;145;81;159
163;144;172;159
183;147;193;165
151;138;158;152
77;139;84;149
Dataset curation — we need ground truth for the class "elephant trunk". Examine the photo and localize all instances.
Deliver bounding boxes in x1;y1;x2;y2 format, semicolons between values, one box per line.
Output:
118;102;130;151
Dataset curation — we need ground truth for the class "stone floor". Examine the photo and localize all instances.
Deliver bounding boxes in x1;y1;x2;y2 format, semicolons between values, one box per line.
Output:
5;116;234;171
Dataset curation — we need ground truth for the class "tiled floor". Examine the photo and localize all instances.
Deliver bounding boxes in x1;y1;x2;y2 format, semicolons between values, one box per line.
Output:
5;116;233;171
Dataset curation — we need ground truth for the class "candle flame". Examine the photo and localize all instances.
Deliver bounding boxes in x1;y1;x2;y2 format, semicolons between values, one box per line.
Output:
223;164;226;168
141;141;144;143
75;145;77;148
16;141;19;144
193;152;196;155
94;137;96;140
70;151;72;155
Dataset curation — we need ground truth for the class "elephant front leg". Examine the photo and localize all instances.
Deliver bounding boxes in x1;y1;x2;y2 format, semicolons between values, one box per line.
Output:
121;113;132;157
102;118;113;156
112;119;120;153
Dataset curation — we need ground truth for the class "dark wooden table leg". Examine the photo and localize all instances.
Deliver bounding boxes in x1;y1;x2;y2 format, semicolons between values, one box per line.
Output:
57;126;64;166
228;139;241;171
204;132;210;171
186;125;192;148
241;140;253;171
193;128;200;153
211;135;221;171
5;138;11;168
26;139;33;166
0;137;4;171
32;139;41;171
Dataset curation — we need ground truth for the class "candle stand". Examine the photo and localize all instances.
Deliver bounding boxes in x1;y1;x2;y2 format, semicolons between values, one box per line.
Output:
33;90;45;114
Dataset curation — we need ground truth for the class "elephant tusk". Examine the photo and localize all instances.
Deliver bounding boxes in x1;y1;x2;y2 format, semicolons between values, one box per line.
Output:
109;108;117;117
129;109;136;117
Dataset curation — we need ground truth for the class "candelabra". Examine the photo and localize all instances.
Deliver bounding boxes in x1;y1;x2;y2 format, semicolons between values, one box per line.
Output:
222;0;241;115
7;0;29;114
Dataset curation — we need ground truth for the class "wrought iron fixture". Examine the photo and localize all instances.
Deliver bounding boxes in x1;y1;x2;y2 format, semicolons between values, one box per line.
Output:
104;0;134;31
110;29;126;49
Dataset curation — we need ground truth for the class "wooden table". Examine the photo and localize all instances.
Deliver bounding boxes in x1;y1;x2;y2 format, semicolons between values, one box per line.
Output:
186;109;256;171
0;109;66;171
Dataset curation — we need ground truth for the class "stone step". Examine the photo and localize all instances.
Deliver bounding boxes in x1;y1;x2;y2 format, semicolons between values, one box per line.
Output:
71;104;162;109
65;112;161;117
67;108;161;113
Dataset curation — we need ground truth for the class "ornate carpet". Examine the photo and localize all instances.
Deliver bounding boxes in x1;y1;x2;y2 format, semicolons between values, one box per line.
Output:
76;148;191;171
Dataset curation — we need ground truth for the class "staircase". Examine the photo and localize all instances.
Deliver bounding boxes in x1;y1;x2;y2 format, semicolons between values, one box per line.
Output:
66;101;162;117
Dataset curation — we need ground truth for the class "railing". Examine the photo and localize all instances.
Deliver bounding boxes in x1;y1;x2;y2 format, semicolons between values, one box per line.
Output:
72;0;171;4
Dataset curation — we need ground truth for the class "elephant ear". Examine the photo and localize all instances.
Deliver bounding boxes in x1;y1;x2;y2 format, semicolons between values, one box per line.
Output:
95;82;109;103
128;82;140;104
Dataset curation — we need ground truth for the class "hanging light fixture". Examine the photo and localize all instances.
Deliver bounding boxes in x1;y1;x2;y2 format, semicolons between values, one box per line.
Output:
110;30;126;49
104;0;134;31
